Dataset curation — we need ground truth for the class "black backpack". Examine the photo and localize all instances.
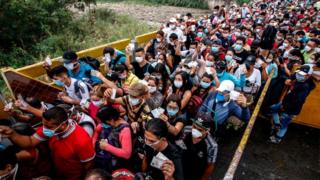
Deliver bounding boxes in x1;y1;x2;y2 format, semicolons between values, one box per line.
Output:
79;56;100;70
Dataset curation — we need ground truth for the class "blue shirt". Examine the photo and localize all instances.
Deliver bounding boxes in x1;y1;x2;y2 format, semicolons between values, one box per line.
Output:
213;71;246;88
111;51;126;65
68;62;102;85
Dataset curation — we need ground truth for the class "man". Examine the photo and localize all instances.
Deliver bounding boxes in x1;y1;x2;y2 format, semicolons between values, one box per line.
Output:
62;50;102;85
232;36;249;64
164;18;185;43
49;65;90;106
302;38;319;64
0;107;95;180
269;64;315;143
131;47;155;79
199;80;250;126
167;33;182;71
103;47;126;72
180;112;218;180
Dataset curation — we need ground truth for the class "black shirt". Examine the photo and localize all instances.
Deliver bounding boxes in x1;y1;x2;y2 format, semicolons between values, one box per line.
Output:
132;61;154;79
167;44;182;70
145;143;184;180
233;49;249;64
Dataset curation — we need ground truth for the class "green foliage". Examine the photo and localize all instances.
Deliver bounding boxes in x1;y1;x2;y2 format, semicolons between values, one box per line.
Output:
0;0;153;69
99;0;209;9
236;0;250;5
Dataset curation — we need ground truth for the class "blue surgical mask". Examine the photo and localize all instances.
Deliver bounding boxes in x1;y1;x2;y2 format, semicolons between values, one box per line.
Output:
295;73;306;82
211;47;219;53
225;55;233;62
53;80;64;87
129;96;140;106
216;93;226;102
197;32;204;38
200;81;211;89
234;44;242;51
204;29;209;34
43;127;56;138
166;107;179;117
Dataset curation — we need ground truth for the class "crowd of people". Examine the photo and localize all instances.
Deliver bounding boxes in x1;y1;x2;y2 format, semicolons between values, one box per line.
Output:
0;0;319;179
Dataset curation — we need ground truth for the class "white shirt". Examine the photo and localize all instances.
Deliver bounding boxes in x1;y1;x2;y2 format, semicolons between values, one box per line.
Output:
163;27;186;42
65;78;90;105
235;66;261;94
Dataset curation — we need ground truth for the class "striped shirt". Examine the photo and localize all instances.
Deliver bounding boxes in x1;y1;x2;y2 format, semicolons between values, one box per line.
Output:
121;96;152;123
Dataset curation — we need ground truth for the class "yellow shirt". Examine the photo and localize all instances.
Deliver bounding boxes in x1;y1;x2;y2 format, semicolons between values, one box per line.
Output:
123;72;140;87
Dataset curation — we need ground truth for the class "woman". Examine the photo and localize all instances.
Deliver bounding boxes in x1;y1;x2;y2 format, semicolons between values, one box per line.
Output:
159;95;185;142
142;118;183;180
145;30;166;58
225;49;237;73
167;72;192;110
93;105;132;173
152;63;170;95
146;76;164;110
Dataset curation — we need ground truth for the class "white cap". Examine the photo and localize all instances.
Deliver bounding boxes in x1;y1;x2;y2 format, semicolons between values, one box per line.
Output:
169;18;177;23
216;80;235;92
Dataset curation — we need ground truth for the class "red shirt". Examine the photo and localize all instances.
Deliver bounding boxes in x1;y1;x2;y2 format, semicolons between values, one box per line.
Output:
88;102;99;124
33;121;95;180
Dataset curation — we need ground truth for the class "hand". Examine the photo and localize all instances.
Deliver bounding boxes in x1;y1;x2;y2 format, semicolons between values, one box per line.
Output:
162;160;175;180
122;85;130;94
57;92;66;99
0;125;14;138
131;122;140;134
285;79;292;86
159;114;169;122
241;66;248;74
99;139;109;150
14;100;29;110
261;63;267;69
236;94;247;108
104;88;113;99
42;61;51;71
3;102;14;112
125;45;131;55
60;95;73;103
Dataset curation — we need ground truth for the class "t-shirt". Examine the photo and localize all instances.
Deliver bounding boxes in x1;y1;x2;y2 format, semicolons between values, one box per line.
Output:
235;66;261;93
233;50;249;64
181;126;218;180
68;62;102;85
33;120;95;180
146;91;164;110
109;51;126;70
163;28;186;43
64;78;90;106
168;44;182;70
132;62;154;79
145;143;184;180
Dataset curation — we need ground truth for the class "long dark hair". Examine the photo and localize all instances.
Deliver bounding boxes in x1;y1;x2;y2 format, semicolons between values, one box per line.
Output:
172;71;192;93
260;25;277;50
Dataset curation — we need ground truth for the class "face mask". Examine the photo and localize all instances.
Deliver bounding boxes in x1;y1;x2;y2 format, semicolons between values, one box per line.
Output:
169;24;176;30
136;57;144;63
315;47;320;53
156;38;161;42
64;63;75;70
255;29;261;33
148;86;157;93
225;55;233;62
283;43;288;48
304;45;312;52
217;71;225;77
53;80;64;87
216;93;226;102
181;67;191;73
211;47;219;53
104;53;111;63
234;32;241;37
200;81;211;89
234;44;243;51
197;32;204;37
298;37;303;41
119;73;127;80
192;128;203;138
295;73;306;82
266;58;273;63
129;96;140;106
145;139;160;148
180;25;185;30
205;60;214;67
92;100;103;107
166;107;179;117
42;122;64;138
174;80;183;88
204;29;209;34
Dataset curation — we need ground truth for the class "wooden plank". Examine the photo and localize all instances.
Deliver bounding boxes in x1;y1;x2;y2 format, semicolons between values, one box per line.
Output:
293;80;320;129
135;31;157;45
16;39;131;78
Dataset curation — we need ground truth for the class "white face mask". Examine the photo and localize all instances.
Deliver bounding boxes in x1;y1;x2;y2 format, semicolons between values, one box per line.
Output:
266;58;273;63
205;60;214;67
156;38;161;42
169;24;176;30
136;57;144;63
104;53;111;63
192;128;203;138
304;45;312;52
148;86;157;93
174;80;183;88
315;47;320;53
64;63;75;70
92;100;103;107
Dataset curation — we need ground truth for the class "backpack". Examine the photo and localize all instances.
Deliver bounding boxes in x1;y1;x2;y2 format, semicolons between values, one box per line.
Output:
79;56;100;70
95;124;113;159
73;80;92;99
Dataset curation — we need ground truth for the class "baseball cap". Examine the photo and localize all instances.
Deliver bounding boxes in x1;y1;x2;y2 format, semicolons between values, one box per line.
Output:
192;112;213;130
297;64;313;76
216;80;235;92
62;50;78;64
